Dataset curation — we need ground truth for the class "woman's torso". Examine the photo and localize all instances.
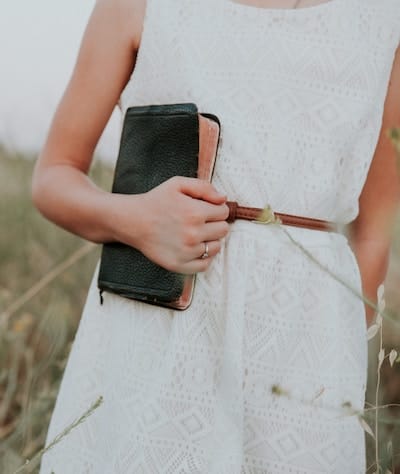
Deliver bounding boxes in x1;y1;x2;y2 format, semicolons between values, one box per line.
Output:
120;0;400;224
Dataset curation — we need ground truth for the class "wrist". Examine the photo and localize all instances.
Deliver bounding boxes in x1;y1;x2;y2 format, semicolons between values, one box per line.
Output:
101;192;148;249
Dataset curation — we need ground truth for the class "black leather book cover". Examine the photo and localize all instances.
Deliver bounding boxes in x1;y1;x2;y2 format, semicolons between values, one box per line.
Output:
97;103;219;309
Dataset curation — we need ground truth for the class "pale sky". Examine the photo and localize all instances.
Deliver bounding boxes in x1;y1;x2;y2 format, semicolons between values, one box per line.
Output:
0;0;119;162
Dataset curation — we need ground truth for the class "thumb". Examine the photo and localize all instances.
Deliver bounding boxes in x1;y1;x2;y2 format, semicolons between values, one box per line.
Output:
177;177;227;204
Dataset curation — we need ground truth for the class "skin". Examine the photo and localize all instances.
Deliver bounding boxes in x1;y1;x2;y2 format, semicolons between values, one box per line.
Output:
348;45;400;327
31;0;230;276
31;0;400;328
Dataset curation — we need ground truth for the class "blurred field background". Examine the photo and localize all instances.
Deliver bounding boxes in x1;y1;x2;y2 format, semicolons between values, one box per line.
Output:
0;147;112;473
0;145;399;473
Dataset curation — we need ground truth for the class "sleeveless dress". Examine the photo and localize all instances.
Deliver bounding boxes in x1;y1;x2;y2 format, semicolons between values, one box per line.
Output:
40;1;400;473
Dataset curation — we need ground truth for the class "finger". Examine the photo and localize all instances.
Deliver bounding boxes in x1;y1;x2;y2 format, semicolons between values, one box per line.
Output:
200;202;230;223
182;257;212;274
189;239;222;261
199;221;230;242
177;177;227;204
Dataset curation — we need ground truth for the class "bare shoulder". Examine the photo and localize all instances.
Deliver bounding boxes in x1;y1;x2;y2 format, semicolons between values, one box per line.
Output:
97;0;147;48
131;0;148;50
93;0;146;50
35;0;148;174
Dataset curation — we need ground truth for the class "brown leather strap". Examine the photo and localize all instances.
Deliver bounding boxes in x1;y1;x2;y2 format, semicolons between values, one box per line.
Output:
226;201;337;232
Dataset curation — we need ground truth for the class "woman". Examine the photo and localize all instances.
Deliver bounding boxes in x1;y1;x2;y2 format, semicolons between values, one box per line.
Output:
33;0;400;472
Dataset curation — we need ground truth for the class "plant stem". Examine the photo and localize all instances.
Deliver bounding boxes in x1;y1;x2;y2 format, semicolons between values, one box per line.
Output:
375;324;383;473
12;396;103;474
277;225;396;324
0;242;95;325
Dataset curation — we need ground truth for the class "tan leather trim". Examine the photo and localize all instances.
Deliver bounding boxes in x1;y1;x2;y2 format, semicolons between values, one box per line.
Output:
198;115;220;180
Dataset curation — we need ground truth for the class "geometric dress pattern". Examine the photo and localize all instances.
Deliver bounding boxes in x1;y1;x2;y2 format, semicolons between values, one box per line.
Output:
40;0;400;472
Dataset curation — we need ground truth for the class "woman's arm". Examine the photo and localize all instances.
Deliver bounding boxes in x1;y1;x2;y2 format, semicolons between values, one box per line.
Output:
32;0;142;243
348;46;400;328
31;0;229;275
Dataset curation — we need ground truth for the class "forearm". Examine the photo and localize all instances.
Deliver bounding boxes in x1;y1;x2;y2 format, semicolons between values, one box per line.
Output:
31;163;141;244
350;238;390;328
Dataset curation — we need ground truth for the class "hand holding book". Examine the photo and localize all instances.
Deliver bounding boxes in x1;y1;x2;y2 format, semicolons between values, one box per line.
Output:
98;103;224;309
110;176;229;274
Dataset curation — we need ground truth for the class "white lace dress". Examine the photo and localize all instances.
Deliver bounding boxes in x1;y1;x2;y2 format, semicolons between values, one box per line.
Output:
40;1;400;472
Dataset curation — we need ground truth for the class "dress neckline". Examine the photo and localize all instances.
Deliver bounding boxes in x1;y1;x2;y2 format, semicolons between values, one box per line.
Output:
224;0;345;15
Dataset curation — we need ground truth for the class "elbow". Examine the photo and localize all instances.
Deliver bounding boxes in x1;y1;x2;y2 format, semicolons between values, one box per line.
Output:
31;163;45;213
352;237;391;282
31;158;53;217
31;169;40;209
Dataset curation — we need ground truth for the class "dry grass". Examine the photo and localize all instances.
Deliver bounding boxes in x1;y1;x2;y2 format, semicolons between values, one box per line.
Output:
0;147;112;473
0;145;399;473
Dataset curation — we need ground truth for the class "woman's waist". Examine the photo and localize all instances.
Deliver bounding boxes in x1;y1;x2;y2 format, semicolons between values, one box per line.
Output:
227;217;349;249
